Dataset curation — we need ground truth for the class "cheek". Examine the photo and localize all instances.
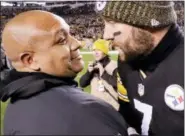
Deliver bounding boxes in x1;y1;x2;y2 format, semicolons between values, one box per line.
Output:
113;24;132;45
51;46;70;66
93;51;96;57
99;52;104;58
37;46;71;74
93;51;98;58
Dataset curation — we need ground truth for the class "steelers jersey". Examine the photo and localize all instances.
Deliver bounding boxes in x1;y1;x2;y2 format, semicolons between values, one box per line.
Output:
117;24;184;136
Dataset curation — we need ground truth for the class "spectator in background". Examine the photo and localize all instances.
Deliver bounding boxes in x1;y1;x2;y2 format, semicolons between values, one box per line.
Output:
0;47;13;80
0;48;6;71
80;39;120;110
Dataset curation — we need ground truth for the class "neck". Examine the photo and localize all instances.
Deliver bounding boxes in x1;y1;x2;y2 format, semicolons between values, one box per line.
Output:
151;26;171;49
98;56;110;67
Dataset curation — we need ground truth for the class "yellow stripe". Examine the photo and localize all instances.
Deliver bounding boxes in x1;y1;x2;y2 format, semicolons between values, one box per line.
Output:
118;96;130;102
117;72;130;102
117;83;130;102
117;83;128;96
118;92;130;102
118;92;128;99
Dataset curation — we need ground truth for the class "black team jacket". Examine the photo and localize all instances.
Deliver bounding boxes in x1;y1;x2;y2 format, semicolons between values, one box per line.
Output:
0;69;128;136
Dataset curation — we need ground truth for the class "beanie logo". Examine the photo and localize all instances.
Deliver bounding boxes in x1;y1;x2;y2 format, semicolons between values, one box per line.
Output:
96;0;107;11
151;19;160;27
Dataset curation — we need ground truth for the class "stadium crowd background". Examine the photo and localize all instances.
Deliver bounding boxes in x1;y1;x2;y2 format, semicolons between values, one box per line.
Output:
0;1;184;47
0;2;184;135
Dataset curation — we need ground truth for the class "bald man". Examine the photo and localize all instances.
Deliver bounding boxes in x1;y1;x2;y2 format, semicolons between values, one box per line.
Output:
0;10;129;135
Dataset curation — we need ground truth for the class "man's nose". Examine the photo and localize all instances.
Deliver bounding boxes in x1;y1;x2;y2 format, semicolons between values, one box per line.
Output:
103;30;114;41
70;36;82;51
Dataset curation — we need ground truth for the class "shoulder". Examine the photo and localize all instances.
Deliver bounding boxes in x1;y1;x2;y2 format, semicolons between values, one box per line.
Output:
173;43;183;62
162;41;184;76
53;86;125;123
3;86;111;134
72;93;128;135
4;86;128;135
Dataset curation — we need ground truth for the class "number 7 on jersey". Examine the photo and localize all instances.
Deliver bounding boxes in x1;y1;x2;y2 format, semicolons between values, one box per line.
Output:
134;99;153;136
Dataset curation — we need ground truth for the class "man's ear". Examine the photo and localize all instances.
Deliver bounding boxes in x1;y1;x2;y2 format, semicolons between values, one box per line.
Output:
20;52;40;71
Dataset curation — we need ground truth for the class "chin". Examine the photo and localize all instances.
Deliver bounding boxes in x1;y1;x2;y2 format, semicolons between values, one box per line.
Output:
73;61;84;72
69;68;83;78
95;58;101;61
74;65;84;73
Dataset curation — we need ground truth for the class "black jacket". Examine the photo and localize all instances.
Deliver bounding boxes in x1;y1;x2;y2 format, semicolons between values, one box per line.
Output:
118;24;184;136
0;69;128;135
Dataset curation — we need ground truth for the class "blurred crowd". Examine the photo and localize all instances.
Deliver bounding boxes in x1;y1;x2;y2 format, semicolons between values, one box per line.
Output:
0;1;184;43
174;1;184;32
65;14;104;40
50;3;95;15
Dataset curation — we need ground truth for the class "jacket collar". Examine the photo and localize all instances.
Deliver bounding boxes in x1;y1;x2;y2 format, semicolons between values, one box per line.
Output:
98;56;111;67
0;69;78;103
128;24;184;71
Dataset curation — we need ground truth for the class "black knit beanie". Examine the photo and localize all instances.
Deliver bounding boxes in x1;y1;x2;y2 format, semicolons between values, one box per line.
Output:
96;1;177;28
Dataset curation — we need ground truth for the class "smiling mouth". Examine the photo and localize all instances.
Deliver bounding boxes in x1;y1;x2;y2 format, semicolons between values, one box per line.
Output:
71;55;82;60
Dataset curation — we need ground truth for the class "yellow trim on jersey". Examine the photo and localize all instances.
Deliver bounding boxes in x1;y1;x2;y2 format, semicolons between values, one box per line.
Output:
118;93;130;102
117;82;130;102
139;69;147;79
117;72;130;102
116;70;147;103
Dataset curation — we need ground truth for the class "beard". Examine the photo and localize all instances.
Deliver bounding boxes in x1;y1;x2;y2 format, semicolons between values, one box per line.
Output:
114;27;155;62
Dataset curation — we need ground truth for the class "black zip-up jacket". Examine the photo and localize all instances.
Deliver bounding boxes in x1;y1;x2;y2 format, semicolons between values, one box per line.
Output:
0;70;128;135
118;24;184;136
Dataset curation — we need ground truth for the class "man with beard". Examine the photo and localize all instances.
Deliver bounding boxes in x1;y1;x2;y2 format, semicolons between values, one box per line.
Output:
97;1;184;136
0;10;129;136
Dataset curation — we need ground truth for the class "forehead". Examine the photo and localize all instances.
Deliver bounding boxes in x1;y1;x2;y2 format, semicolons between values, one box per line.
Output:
51;14;70;33
104;17;116;23
104;19;117;30
104;19;132;31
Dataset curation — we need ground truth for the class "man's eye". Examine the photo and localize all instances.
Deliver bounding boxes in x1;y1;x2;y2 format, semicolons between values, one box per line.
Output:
58;38;67;45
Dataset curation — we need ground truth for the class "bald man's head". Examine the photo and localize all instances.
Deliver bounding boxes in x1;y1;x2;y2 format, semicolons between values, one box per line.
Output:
2;10;69;60
2;10;84;77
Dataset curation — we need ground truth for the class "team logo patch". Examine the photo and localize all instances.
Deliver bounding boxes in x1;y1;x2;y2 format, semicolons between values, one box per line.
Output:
96;0;107;11
138;83;145;97
164;84;184;111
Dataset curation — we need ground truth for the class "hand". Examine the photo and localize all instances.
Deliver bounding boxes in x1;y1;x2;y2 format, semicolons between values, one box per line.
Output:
94;63;104;76
88;62;94;72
